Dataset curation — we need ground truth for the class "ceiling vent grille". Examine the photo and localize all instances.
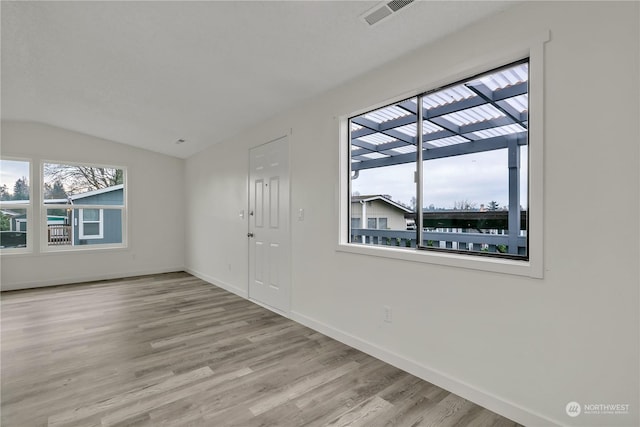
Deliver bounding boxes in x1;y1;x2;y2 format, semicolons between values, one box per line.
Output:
362;0;415;26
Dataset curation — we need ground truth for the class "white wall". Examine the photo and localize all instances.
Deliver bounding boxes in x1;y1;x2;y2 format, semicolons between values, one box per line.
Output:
1;121;185;289
187;2;639;426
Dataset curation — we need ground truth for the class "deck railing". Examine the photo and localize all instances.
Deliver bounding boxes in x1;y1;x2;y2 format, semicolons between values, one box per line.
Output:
351;228;527;256
48;225;71;245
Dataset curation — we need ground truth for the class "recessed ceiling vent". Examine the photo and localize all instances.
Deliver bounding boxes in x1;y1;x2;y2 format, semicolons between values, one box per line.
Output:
362;0;415;26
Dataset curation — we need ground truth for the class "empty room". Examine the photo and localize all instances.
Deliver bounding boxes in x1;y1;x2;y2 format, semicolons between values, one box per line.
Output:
1;1;638;426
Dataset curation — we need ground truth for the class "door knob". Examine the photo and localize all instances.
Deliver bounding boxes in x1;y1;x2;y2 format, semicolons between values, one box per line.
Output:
247;232;254;238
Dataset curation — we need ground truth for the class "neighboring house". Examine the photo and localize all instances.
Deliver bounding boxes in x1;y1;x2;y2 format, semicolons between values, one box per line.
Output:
45;184;123;246
1;209;22;231
9;214;67;232
351;195;413;231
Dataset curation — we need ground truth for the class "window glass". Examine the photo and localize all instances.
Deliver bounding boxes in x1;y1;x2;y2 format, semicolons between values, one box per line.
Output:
1;159;30;252
83;209;100;221
0;208;27;249
348;60;528;259
1;159;30;201
43;163;125;249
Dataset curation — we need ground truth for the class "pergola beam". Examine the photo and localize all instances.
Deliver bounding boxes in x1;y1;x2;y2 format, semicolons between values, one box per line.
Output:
351;133;527;171
350;82;527;137
465;82;527;129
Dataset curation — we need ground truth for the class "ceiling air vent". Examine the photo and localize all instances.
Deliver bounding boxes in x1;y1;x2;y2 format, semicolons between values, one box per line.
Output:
387;0;414;12
362;0;415;26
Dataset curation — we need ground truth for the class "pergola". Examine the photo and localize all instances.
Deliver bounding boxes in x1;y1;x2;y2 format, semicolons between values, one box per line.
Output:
349;61;529;256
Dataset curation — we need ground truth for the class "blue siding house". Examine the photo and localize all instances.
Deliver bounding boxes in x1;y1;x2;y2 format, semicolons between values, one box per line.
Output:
44;184;124;247
71;185;123;246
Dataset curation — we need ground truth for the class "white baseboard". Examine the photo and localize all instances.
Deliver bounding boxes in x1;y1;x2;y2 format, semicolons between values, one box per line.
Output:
290;310;561;427
185;268;248;299
1;266;185;291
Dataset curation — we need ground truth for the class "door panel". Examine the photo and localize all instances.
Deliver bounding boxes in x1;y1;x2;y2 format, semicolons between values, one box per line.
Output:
248;136;290;313
254;179;264;228
269;177;279;229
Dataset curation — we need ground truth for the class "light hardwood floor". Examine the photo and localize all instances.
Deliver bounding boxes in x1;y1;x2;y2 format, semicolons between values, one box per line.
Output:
1;272;522;427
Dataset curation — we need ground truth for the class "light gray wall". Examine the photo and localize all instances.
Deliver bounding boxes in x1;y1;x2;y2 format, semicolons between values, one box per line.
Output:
184;2;639;426
1;121;186;289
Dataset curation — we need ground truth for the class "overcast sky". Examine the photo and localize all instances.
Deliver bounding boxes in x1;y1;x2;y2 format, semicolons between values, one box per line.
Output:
0;160;30;194
352;148;528;210
3;151;527;210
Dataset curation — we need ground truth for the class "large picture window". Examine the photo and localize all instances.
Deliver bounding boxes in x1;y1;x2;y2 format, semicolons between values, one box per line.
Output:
43;162;126;249
349;60;529;260
0;158;31;252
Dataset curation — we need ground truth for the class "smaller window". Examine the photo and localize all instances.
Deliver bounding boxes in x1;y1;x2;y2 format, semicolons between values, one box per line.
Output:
379;218;388;230
79;208;103;239
351;218;361;229
367;218;378;229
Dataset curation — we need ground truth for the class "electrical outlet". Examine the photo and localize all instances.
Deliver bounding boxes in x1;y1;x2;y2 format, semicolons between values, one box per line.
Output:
383;305;392;323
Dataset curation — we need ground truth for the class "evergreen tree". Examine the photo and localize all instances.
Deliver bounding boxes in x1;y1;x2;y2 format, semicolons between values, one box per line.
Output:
12;177;29;201
0;184;10;201
488;200;500;211
44;180;68;200
45;180;69;216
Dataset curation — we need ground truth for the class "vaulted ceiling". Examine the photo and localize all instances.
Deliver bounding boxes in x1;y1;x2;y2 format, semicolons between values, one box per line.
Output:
1;1;517;158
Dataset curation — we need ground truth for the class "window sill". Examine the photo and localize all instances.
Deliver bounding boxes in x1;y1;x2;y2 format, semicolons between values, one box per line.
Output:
336;243;542;278
41;244;128;254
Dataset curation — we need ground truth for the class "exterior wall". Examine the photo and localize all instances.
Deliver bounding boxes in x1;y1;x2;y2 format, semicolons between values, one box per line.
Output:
72;189;124;245
350;200;408;230
0;121;185;289
184;3;639;427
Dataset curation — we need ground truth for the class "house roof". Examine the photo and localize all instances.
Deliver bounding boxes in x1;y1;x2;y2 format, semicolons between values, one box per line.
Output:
352;195;413;213
1;209;22;217
45;184;124;204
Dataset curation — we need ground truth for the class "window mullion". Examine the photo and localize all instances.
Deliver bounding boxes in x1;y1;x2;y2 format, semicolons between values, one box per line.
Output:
416;95;424;248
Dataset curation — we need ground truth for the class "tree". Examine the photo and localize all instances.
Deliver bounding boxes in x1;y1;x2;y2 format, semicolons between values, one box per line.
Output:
44;180;68;200
12;177;29;201
488;200;500;211
45;180;69;216
0;184;10;201
44;164;123;195
0;213;9;231
453;200;476;210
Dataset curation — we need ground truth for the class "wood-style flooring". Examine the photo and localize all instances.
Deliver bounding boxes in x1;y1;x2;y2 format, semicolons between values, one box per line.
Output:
1;272;522;427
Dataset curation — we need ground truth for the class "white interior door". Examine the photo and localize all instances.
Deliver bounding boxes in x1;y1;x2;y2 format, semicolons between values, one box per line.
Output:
248;136;290;313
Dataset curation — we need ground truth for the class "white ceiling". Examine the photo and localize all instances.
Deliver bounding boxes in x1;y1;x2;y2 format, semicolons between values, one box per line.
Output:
1;1;517;158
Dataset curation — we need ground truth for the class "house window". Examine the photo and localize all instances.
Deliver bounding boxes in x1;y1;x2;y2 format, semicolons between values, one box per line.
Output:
351;218;361;229
43;162;126;249
79;209;103;239
378;218;388;230
348;59;531;261
0;158;31;252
